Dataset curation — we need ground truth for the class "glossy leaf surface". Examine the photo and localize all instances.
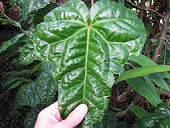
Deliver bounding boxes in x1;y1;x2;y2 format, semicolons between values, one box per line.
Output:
138;103;170;128
12;0;50;19
20;0;146;127
15;63;57;107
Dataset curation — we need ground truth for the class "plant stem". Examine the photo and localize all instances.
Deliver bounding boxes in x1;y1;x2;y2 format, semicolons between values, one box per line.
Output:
152;0;170;62
164;45;166;64
116;94;141;118
139;0;145;21
126;0;165;19
117;86;132;102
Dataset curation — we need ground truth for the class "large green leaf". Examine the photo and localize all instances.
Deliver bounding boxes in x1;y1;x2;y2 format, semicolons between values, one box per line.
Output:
20;0;146;127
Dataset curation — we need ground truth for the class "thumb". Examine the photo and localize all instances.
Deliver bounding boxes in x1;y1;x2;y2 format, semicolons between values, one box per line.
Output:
57;104;88;128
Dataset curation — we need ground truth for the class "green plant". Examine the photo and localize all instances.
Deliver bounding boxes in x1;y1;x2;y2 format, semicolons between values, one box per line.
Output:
115;54;170;120
12;62;58;120
11;0;51;20
130;103;170;128
0;1;62;127
0;62;58;128
115;54;170;107
1;0;170;127
19;0;146;127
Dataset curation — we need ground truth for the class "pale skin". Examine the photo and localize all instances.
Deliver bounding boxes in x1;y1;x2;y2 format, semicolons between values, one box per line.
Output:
34;102;88;128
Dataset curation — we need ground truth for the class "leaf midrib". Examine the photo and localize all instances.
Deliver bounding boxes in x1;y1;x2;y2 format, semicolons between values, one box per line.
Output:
83;27;90;104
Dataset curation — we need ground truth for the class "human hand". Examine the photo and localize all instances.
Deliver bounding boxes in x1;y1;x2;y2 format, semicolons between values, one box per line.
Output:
34;102;88;128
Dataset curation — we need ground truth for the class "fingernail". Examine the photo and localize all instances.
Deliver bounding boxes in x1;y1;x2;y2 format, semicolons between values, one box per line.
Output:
77;104;88;114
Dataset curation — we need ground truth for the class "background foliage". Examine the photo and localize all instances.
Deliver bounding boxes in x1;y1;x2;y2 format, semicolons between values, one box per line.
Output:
0;0;170;128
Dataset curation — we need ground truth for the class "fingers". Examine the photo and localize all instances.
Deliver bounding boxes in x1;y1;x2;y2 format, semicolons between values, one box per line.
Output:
40;101;62;121
35;102;88;128
34;101;62;128
57;104;88;128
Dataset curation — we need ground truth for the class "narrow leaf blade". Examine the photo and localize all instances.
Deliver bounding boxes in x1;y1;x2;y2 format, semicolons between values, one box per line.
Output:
144;75;157;93
4;77;22;86
0;33;24;54
8;81;23;90
149;73;170;92
116;65;170;83
126;78;162;107
129;106;150;119
0;17;21;28
129;54;157;66
129;54;170;80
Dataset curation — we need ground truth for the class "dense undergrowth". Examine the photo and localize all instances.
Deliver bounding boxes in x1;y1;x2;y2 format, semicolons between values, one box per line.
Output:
0;0;170;128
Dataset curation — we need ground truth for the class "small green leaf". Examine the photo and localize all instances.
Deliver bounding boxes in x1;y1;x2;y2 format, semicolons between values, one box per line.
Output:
129;106;150;119
0;17;21;28
129;54;157;67
17;84;27;95
14;0;51;20
150;38;158;43
0;33;24;54
4;77;30;86
144;75;158;93
8;81;23;90
4;77;22;86
145;22;154;34
126;78;162;107
116;65;170;83
149;73;170;92
129;54;170;80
